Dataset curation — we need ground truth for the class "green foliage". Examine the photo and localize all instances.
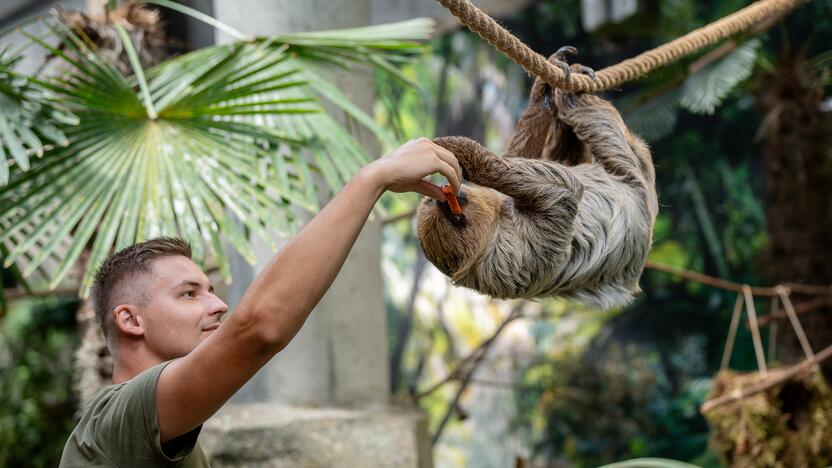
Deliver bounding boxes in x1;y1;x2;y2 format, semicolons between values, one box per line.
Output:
622;87;681;142
514;341;714;465
0;15;431;294
0;298;79;468
0;49;79;184
421;1;815;465
623;39;761;141
679;39;761;115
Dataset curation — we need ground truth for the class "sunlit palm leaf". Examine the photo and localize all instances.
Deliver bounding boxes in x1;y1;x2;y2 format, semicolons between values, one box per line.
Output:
0;49;79;185
1;15;432;295
275;19;433;154
679;39;760;115
1;23;319;294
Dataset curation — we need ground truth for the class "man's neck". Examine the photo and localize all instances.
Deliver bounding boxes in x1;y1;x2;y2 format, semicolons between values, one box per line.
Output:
111;345;165;384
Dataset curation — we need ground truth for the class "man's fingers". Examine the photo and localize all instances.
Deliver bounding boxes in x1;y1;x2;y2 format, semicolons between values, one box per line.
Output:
436;159;461;195
429;140;462;186
413;180;446;200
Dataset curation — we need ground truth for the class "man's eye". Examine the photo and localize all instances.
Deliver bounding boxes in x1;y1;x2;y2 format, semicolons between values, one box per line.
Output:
180;290;195;298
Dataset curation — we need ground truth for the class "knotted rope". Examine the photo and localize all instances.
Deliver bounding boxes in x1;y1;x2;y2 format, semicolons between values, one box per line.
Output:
437;0;809;92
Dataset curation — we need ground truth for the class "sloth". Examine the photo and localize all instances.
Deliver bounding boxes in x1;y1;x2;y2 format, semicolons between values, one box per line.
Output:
416;62;658;309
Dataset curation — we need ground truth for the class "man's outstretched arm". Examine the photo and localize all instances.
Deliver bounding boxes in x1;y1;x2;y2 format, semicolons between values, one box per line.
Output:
156;138;461;442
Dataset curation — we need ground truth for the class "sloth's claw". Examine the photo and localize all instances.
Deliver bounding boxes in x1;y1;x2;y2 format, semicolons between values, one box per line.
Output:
573;64;597;81
555;45;578;62
555;60;571;83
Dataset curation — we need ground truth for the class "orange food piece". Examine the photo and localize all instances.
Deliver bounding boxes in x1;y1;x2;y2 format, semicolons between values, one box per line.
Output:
442;185;462;215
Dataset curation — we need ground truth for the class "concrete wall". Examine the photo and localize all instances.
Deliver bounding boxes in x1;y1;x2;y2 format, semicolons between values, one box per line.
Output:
213;0;389;409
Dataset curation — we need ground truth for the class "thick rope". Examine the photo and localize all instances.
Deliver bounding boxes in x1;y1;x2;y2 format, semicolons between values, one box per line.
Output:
438;0;809;92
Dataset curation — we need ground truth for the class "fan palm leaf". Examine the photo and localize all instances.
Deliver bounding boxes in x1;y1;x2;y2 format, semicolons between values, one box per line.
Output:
622;86;681;142
0;15;432;295
679;39;761;115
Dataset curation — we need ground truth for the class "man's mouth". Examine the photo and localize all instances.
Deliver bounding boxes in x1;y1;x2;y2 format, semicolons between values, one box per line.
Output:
203;323;221;331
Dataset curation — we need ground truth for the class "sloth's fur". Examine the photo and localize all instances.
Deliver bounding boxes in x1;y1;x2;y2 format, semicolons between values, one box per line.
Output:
416;81;658;309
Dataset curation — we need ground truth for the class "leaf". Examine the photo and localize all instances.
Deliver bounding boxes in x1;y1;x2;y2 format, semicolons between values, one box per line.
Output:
0;49;79;184
140;0;251;42
1;14;429;294
679;39;760;115
0;26;311;294
622;87;681;142
599;458;700;468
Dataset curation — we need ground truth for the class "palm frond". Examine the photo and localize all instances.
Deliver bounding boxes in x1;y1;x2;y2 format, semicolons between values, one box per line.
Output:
0;49;79;185
622;87;681;142
1;23;318;294
1;15;431;295
280;19;431;87
141;0;251;42
679;39;760;115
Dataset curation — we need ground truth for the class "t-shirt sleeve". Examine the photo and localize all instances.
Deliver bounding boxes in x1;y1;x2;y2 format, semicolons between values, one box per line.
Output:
94;360;202;466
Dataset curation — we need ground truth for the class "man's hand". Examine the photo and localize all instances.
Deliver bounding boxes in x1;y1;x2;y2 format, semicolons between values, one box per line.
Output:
367;137;462;200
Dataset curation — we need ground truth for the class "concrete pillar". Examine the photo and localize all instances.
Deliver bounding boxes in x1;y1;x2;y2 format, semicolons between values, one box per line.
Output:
200;1;431;466
369;0;534;31
213;0;387;410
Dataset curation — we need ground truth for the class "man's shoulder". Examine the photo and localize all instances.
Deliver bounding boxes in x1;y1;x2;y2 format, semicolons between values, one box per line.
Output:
59;361;209;467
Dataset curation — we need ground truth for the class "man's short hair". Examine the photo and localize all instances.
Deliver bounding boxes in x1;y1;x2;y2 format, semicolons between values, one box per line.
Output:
92;237;192;352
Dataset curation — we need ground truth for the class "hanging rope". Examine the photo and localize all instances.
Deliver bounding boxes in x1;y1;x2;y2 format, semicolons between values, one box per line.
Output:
437;0;810;92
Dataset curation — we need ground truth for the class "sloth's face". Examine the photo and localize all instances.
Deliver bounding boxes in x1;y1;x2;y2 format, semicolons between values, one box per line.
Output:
416;183;504;278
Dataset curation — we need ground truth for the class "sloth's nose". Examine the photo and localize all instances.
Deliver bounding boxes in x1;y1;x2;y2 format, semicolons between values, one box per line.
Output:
438;190;467;228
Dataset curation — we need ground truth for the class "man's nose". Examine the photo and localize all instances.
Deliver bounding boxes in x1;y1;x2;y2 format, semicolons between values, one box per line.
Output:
209;295;229;316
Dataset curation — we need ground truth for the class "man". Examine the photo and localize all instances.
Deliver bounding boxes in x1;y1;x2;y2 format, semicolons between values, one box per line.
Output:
59;138;461;467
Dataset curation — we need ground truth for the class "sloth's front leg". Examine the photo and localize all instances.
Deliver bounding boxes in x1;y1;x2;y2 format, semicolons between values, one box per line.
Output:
554;92;654;189
512;47;597;164
548;45;597;88
432;136;506;183
433;136;583;215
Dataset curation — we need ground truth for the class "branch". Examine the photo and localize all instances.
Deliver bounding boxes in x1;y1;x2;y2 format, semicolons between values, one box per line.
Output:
431;304;524;445
414;302;525;400
644;261;832;297
754;296;831;327
390;252;428;392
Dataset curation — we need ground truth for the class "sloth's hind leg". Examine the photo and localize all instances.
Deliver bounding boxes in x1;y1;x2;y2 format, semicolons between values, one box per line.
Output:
503;80;555;159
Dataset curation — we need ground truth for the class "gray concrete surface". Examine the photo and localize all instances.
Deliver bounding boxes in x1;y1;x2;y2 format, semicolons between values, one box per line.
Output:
201;403;432;468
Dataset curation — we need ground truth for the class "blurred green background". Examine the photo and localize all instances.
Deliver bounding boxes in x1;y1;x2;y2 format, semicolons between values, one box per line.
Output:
2;0;832;466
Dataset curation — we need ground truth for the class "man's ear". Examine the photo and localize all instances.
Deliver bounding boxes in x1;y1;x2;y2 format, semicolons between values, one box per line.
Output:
113;305;144;338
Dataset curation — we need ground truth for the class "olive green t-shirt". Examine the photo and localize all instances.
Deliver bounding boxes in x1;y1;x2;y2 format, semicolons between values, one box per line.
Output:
59;361;209;467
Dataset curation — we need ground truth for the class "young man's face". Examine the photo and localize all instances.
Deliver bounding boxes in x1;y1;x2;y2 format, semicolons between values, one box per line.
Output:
138;255;228;360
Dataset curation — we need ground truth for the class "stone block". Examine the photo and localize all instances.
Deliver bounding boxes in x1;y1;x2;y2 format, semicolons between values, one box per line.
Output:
201;403;433;468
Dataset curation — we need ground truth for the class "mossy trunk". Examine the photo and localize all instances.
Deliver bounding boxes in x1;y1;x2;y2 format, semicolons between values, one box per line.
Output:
756;54;832;365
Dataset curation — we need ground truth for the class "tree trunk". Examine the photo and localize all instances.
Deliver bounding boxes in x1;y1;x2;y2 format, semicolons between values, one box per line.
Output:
757;54;832;366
